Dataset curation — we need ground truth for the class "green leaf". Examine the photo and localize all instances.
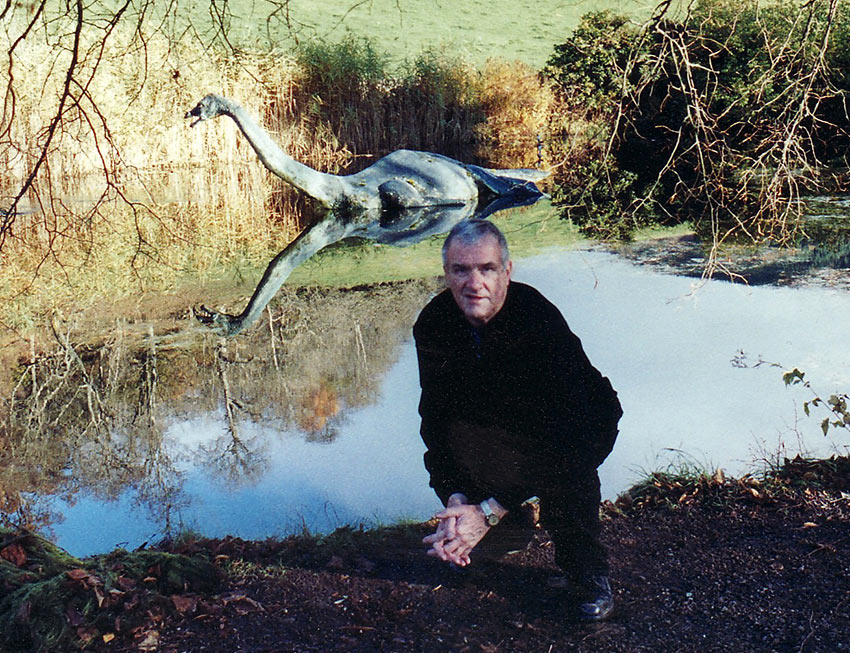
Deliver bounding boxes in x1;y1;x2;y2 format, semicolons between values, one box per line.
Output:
821;418;830;436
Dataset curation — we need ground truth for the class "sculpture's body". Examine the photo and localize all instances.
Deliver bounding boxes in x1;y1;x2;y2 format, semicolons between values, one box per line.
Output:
185;94;549;335
186;94;547;214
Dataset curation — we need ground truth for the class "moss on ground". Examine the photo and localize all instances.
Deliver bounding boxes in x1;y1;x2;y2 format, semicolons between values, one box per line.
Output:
0;530;218;652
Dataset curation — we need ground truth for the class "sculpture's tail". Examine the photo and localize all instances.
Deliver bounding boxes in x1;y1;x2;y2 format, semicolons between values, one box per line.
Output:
485;167;550;182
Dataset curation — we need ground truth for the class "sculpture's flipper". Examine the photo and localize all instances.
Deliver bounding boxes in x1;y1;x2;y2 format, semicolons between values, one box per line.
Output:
464;163;547;199
378;179;426;211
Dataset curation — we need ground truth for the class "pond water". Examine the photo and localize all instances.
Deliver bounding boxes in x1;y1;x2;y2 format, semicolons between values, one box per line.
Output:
28;240;849;558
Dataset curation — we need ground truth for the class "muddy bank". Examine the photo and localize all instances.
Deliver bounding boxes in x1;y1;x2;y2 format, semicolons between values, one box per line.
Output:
3;459;831;652
613;233;850;291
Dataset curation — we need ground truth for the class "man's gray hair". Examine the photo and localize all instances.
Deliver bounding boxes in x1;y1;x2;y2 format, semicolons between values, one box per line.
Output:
442;219;510;267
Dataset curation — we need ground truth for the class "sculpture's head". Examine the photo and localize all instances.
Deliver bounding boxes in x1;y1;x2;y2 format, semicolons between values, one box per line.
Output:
185;94;229;127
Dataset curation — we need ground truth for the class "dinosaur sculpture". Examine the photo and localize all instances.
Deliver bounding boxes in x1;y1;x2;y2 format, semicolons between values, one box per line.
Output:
185;94;548;213
185;93;549;336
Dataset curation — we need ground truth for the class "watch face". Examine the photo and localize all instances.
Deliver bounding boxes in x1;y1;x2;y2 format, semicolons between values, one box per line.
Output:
486;513;499;526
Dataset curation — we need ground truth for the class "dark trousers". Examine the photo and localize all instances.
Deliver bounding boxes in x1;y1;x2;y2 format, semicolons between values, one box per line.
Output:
472;471;608;580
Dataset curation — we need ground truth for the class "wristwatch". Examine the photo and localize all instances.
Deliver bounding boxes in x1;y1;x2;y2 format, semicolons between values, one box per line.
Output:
479;499;500;527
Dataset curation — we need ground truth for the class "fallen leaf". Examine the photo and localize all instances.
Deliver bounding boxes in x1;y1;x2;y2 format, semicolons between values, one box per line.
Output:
76;626;99;645
171;594;198;614
66;568;101;588
102;633;115;644
0;543;27;567
116;576;137;591
135;630;160;652
221;592;266;614
803;522;818;528
66;568;92;581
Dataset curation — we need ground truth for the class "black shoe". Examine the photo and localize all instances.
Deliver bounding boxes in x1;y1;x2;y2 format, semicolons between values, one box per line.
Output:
577;575;614;622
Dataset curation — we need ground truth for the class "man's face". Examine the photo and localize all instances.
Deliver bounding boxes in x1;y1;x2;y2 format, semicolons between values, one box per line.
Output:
444;234;512;326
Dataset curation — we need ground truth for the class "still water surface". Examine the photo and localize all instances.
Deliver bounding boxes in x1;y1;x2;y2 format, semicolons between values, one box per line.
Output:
43;248;850;556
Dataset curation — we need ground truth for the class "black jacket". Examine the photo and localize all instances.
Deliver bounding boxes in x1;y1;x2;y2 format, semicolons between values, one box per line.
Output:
413;282;622;509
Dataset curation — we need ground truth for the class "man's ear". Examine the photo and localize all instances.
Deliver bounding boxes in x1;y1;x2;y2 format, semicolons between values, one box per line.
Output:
505;260;513;280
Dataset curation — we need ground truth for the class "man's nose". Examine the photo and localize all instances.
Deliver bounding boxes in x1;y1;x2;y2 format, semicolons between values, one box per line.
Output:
467;269;485;288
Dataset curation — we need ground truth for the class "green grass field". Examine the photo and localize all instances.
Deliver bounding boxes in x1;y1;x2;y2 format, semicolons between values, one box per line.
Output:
207;0;656;68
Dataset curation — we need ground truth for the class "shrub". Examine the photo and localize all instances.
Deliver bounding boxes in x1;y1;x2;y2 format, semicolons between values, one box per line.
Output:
543;0;850;244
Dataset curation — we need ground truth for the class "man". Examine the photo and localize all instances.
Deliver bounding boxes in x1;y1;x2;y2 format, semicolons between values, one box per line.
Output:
413;219;622;621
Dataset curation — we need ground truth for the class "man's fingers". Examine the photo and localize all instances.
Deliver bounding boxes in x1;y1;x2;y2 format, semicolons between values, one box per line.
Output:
434;505;466;520
443;538;462;555
426;538;473;566
444;516;457;540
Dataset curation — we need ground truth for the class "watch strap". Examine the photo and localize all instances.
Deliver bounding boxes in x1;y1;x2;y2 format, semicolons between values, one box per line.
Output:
480;499;500;526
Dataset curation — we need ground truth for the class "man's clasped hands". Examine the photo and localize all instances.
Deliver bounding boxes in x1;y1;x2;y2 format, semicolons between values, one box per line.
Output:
422;492;492;567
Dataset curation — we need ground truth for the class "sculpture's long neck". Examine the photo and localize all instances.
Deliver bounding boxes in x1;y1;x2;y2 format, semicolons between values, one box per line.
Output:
224;102;345;208
227;217;351;335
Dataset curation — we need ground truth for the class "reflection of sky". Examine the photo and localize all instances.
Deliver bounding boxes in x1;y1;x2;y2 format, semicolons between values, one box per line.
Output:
173;346;437;538
49;249;850;557
516;249;850;495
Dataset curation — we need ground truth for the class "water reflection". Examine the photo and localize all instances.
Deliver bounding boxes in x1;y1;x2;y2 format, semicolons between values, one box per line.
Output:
515;250;850;500
196;194;543;335
1;280;441;555
4;242;850;558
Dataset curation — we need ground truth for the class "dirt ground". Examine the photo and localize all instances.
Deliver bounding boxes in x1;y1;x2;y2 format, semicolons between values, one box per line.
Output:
90;481;849;653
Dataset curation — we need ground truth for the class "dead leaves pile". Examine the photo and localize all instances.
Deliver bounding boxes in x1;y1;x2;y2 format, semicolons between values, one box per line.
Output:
0;530;219;651
772;454;850;493
608;455;850;516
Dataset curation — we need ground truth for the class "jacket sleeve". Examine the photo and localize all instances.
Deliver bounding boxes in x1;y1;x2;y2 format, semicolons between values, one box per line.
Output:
540;302;622;470
413;317;480;504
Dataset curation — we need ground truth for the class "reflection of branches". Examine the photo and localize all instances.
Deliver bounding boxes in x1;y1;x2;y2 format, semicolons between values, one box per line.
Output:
133;326;158;428
215;341;245;440
196;429;269;489
1;318;186;535
132;442;188;538
204;341;269;487
0;280;431;539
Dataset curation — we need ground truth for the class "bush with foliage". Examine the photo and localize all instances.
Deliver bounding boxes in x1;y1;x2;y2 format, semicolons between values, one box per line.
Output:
543;0;850;249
